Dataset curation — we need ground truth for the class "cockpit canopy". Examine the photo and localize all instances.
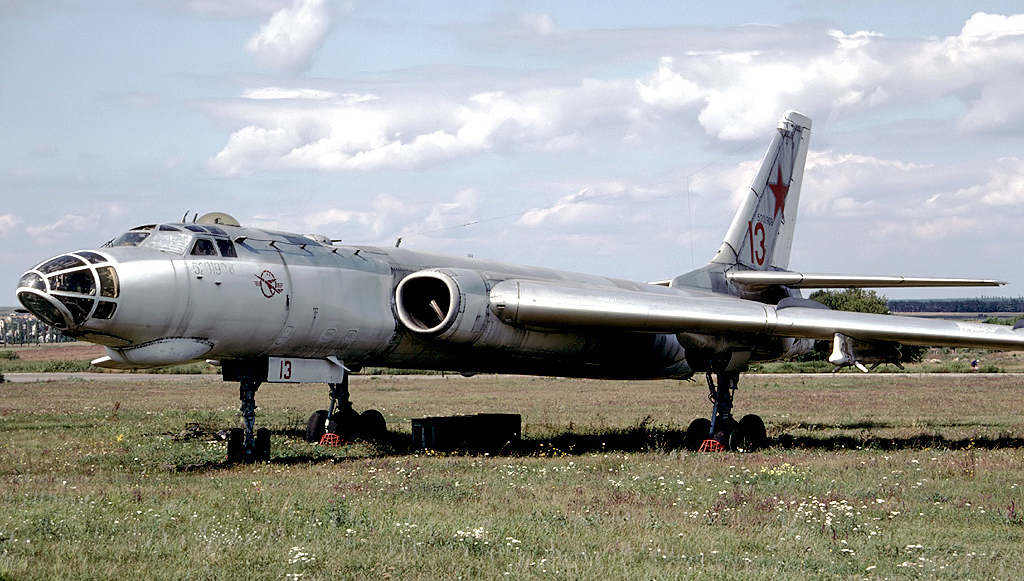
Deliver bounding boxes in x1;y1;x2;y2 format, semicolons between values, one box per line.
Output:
18;221;241;330
107;223;238;258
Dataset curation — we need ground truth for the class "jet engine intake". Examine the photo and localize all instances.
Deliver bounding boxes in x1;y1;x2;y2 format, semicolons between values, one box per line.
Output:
394;269;492;343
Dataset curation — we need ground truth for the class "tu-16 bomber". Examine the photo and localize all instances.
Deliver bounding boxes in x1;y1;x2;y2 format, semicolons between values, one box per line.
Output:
16;111;1024;462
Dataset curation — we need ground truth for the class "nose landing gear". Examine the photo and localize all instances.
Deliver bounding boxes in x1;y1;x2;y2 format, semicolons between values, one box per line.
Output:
227;378;271;463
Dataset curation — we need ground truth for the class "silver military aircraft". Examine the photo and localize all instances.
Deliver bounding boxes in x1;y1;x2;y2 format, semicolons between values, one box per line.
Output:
17;111;1024;461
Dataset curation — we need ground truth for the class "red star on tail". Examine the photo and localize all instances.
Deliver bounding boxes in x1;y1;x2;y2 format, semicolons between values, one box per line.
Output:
768;164;788;219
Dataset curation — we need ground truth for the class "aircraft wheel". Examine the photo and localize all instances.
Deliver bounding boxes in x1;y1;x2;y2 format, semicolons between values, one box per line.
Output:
734;414;767;451
256;427;272;462
227;428;244;463
329;407;361;439
359;409;387;440
685;418;712;451
305;410;329;443
712;417;739;448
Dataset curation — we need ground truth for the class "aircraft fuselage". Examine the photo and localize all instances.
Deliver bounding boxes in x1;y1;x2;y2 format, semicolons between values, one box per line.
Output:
18;221;698;379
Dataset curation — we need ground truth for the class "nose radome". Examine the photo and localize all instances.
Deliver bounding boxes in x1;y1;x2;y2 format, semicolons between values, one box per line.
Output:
16;252;120;331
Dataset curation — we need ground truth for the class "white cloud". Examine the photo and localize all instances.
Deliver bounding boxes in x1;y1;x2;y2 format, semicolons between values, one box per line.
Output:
25;214;93;238
959;12;1024;41
242;87;339;100
800;151;930;217
211;12;1024;176
184;0;283;17
419;189;479;230
244;0;339;71
516;183;662;232
208;78;631;174
952;157;1024;206
638;12;1024;139
636;57;702;110
520;13;556;37
0;214;20;236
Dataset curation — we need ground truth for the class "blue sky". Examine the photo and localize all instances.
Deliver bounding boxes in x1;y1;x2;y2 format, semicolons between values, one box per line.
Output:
3;0;1024;305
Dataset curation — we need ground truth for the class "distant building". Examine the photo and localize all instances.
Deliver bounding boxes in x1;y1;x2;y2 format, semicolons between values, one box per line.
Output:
0;310;74;345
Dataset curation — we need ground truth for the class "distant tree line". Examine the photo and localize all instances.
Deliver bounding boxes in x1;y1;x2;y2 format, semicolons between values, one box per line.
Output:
888;297;1024;313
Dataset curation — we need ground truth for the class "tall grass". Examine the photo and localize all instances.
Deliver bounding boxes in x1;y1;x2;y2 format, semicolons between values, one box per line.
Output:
1;375;1022;579
0;359;218;374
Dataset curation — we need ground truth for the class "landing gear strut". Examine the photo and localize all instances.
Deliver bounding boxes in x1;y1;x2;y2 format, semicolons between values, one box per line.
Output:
227;378;271;463
221;357;384;462
304;373;387;443
685;369;767;452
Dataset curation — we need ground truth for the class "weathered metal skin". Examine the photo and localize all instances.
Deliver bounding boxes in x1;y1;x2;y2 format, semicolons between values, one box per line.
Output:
16;110;1024;382
16;225;697;379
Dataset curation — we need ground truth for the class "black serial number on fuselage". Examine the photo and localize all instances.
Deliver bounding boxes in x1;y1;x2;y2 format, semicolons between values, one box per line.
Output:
190;261;235;276
754;213;776;228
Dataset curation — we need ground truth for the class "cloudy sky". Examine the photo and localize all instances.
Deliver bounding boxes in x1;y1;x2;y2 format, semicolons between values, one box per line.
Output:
3;0;1024;305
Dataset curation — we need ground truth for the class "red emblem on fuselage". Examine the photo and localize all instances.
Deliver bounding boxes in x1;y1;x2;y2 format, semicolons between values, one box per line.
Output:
254;270;284;298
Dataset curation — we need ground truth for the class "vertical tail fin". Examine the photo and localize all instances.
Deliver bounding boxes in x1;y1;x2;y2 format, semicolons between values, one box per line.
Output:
711;110;812;271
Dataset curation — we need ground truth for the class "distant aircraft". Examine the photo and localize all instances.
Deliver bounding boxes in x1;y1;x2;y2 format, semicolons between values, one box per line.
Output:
17;111;1024;461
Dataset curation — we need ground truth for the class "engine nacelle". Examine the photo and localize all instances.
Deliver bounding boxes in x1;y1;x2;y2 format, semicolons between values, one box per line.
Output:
828;333;903;372
394;268;493;344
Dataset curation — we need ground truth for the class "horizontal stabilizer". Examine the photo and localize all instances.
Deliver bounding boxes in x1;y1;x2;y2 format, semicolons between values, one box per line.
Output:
726;271;1005;289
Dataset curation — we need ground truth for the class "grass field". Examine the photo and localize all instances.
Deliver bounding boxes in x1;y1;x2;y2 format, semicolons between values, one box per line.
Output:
2;372;1023;580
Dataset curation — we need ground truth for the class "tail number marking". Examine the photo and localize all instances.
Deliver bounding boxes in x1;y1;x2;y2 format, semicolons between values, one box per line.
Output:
275;359;293;381
747;220;766;266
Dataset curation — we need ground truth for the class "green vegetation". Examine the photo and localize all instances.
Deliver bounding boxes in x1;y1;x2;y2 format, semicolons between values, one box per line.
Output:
0;359;218;375
1;374;1022;579
804;288;928;364
982;315;1024;326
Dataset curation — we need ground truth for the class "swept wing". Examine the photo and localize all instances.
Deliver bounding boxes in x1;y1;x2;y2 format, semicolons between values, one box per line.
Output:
489;279;1024;350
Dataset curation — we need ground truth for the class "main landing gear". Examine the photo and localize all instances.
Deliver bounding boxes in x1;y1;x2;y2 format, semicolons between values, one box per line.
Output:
684;370;767;452
303;373;387;444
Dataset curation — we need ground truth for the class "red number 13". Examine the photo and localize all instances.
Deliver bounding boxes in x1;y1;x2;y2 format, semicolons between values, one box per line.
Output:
747;221;766;266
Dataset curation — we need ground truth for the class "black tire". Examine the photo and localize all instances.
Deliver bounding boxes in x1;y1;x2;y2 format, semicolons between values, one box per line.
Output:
256;427;271;462
359;409;387;440
329;407;361;438
685;418;712;451
227;427;244;463
734;414;767;451
305;410;329;443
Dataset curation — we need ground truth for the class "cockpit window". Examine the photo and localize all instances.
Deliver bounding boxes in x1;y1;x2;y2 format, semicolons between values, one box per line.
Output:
96;266;119;298
190;238;218;256
93;301;117;320
185;225;208;233
38;255;85;274
146;232;192;255
111;231;151;247
77;251;107;264
160;225;182;232
216;239;237;257
18;272;45;291
57;296;94;326
49;269;96;295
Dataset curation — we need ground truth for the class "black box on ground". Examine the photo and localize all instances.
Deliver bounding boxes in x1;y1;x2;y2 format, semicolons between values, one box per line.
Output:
411;413;521;453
